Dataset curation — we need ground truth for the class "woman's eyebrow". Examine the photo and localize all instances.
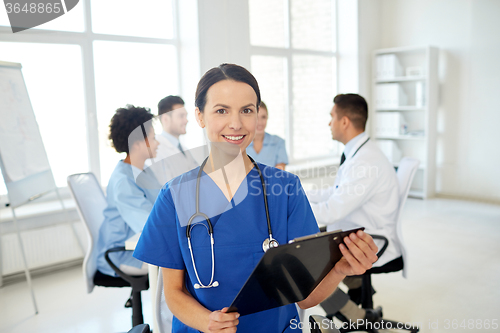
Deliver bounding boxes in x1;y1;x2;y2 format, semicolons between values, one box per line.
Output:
213;103;230;109
240;103;256;109
212;103;256;109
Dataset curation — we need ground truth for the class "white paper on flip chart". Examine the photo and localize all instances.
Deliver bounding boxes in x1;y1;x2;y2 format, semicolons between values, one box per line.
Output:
0;66;51;182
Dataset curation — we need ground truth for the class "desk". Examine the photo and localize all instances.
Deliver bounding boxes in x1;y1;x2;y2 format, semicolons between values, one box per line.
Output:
126;233;159;333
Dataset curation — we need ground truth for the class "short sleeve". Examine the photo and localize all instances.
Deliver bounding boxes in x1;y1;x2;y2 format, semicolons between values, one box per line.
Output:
133;185;185;269
286;176;319;241
112;177;154;234
276;137;289;165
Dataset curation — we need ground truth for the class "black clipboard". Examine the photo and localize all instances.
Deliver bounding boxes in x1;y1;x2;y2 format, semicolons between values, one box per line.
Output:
227;227;364;316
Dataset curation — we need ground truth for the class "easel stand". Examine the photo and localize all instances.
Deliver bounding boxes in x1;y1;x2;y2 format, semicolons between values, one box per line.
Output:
0;60;84;316
7;186;85;315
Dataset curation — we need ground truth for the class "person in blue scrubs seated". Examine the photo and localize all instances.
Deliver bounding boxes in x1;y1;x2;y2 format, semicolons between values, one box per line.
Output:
246;101;288;170
96;105;160;277
133;64;378;332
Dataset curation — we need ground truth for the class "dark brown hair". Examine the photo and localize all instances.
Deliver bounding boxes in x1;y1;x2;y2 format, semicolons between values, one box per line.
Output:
109;105;153;154
333;93;368;130
195;63;261;112
259;101;268;114
158;95;184;116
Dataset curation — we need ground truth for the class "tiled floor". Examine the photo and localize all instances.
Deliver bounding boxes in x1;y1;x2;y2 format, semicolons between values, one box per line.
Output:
1;198;499;333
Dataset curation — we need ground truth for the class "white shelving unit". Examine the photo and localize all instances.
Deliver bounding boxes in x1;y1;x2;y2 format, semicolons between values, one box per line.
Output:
371;46;439;199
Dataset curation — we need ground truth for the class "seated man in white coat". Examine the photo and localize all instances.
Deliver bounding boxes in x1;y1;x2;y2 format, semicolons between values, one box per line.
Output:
150;95;199;185
307;93;401;323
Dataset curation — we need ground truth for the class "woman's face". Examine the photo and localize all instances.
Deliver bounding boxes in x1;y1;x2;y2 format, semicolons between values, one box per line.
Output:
196;80;258;153
130;127;159;161
256;106;268;135
144;128;159;158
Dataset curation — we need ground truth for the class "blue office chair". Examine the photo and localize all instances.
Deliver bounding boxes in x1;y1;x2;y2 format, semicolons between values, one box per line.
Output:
67;173;149;328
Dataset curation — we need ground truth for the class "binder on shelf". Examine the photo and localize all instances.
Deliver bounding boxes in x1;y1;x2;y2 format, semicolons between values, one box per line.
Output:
376;112;407;137
376;83;407;109
376;54;403;80
415;81;425;107
376;140;402;164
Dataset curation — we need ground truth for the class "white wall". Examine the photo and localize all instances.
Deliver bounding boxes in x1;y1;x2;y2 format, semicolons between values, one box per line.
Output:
372;0;500;202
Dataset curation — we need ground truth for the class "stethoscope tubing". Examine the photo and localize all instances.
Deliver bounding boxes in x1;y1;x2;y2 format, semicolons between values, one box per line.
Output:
186;154;276;289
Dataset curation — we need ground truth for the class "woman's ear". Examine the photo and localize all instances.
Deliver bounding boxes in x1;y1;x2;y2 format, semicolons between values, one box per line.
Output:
195;108;205;128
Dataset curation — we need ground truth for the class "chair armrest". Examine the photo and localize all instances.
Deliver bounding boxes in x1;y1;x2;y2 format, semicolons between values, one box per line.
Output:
371;234;389;258
127;323;151;333
104;247;148;287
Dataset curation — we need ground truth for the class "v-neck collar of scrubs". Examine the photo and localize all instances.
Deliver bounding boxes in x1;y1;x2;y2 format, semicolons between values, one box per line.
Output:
249;132;270;156
200;164;256;212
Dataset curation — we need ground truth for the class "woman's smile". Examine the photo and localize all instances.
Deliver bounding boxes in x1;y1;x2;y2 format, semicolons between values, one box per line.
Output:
222;134;246;144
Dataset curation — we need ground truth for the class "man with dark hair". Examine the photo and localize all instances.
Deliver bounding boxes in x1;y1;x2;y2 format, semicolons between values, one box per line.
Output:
307;93;401;324
151;95;198;184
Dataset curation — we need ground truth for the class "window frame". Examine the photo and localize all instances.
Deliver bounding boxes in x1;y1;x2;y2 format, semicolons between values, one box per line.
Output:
250;0;340;164
0;0;181;194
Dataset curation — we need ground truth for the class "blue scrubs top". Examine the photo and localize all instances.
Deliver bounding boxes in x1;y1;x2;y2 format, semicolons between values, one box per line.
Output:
247;132;288;167
96;161;160;276
134;163;318;333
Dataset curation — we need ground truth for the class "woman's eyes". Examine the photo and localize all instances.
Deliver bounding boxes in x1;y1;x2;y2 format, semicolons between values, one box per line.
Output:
215;108;254;114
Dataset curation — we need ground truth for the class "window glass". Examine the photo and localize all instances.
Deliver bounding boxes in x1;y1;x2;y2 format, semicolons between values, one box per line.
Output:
0;0;84;32
0;42;88;188
291;0;335;52
249;0;286;48
91;0;174;39
251;55;287;139
292;55;338;160
93;41;178;185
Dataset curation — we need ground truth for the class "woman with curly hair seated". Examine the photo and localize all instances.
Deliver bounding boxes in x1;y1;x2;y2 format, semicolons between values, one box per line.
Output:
96;105;160;277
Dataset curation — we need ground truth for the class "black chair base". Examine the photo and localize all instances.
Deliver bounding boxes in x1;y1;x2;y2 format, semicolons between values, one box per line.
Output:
93;269;149;327
335;256;419;333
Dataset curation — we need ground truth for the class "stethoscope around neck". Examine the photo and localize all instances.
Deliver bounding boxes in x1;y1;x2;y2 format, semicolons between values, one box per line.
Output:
186;155;278;289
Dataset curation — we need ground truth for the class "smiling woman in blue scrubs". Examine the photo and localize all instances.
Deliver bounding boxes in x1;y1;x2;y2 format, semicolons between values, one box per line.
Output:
133;64;378;333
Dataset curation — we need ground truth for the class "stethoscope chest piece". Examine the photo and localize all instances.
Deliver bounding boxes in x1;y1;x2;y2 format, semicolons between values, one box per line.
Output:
262;237;279;253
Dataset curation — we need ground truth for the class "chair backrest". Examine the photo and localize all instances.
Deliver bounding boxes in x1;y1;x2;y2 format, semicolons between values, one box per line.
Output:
395;157;420;278
155;268;173;333
67;173;107;293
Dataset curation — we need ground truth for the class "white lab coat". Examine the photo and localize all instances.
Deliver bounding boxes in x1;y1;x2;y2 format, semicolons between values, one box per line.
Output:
307;133;401;267
146;134;199;186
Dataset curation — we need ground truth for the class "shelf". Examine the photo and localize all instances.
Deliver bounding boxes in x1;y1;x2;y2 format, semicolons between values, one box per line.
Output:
376;135;426;141
375;106;426;112
374;45;430;55
372;46;438;200
376;76;426;83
